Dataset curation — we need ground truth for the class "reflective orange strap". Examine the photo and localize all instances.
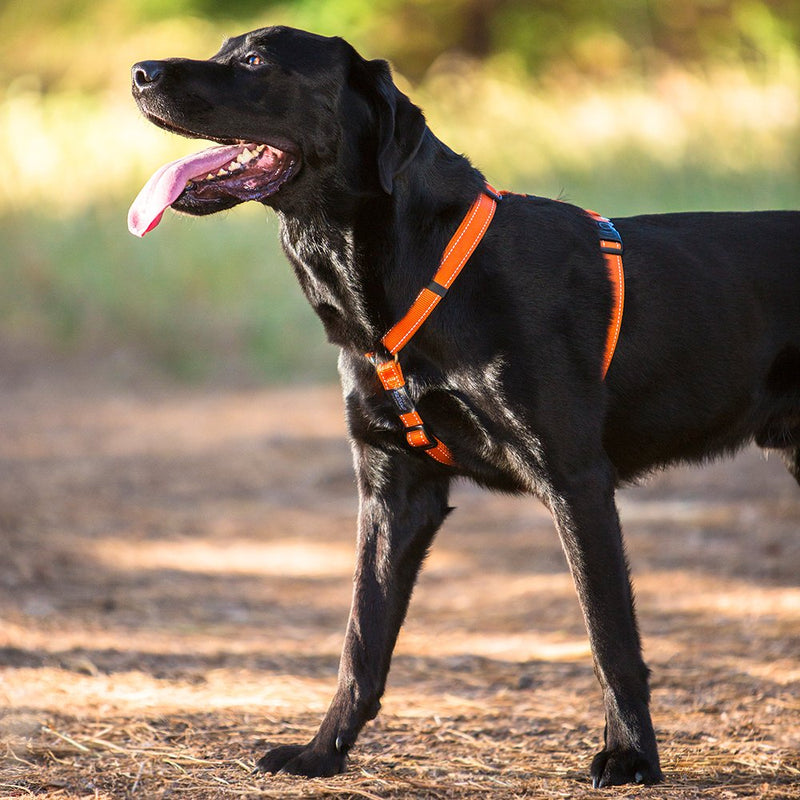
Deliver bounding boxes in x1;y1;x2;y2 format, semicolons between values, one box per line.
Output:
586;211;625;378
368;356;457;466
365;185;498;469
382;188;498;355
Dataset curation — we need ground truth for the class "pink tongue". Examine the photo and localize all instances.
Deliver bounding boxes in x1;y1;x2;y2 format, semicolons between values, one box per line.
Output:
128;144;245;237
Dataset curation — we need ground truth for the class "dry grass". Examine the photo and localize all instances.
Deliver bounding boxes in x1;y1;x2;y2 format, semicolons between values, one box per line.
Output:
0;354;798;798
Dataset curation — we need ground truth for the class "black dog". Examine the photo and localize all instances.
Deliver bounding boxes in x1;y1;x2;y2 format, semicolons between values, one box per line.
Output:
128;25;800;787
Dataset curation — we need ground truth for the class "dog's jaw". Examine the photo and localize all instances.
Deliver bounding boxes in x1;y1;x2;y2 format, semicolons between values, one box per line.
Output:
128;105;300;236
172;142;298;212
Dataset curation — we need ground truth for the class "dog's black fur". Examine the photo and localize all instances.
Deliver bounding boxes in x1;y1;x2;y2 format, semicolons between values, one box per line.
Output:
131;26;800;787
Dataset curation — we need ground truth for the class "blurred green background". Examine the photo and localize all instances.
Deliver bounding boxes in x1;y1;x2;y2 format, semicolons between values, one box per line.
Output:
2;0;799;384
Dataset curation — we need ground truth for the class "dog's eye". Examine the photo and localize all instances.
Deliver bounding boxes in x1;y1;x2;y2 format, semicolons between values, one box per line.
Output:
243;52;265;67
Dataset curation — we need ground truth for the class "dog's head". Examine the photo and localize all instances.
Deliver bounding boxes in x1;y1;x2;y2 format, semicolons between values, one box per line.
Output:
128;25;427;236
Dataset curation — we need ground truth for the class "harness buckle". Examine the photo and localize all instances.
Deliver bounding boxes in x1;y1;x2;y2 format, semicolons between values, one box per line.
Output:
596;219;623;248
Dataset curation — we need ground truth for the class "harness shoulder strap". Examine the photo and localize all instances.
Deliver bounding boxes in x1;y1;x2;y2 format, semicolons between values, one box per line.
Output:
382;189;498;355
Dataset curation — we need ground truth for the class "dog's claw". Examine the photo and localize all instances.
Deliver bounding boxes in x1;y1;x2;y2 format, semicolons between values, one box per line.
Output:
590;748;662;788
256;743;347;778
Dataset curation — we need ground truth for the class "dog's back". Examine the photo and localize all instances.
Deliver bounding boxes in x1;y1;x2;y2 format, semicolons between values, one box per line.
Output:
598;210;800;478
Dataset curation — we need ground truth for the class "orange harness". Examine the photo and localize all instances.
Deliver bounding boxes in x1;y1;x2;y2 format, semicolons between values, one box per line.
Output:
366;185;624;467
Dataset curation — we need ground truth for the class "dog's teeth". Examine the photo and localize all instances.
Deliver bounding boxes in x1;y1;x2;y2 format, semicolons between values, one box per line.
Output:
205;173;215;180
217;168;229;176
238;148;254;163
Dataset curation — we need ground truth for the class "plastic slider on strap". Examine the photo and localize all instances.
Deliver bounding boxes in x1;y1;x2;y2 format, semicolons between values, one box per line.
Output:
600;240;623;256
405;424;438;450
426;280;448;298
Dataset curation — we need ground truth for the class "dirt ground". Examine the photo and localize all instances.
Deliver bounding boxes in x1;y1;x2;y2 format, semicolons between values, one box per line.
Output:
0;352;798;799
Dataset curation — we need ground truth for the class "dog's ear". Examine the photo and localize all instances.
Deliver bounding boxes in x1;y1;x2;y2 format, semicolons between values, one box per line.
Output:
363;59;427;194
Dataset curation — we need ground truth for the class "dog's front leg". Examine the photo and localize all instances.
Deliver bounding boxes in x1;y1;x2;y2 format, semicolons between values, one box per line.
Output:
548;458;663;787
257;443;451;778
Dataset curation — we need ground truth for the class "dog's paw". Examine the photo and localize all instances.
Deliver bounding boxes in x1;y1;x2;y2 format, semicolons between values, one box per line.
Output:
256;743;347;778
590;747;663;788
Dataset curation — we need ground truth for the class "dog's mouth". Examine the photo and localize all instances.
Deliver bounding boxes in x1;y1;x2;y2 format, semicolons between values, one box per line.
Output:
128;136;298;237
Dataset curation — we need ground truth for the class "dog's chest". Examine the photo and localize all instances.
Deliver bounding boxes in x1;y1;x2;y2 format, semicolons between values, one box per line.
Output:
344;351;547;492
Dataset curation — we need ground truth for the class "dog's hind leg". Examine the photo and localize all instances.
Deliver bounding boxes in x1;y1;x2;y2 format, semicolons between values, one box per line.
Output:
257;443;451;778
756;346;800;484
543;446;662;787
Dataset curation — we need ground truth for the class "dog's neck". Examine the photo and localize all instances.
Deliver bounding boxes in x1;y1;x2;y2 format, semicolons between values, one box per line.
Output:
278;210;378;350
277;130;485;354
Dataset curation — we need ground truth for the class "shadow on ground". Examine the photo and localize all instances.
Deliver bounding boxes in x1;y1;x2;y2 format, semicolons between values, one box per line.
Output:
0;356;798;798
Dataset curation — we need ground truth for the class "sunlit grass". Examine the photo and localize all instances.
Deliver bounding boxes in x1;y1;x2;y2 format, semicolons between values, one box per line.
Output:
2;55;799;382
0;204;337;382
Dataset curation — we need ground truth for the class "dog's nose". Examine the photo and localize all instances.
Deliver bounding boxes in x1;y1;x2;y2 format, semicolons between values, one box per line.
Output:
132;61;165;91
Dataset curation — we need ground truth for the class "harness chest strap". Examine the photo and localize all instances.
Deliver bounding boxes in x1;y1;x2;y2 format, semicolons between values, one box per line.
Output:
368;356;458;466
367;186;625;467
